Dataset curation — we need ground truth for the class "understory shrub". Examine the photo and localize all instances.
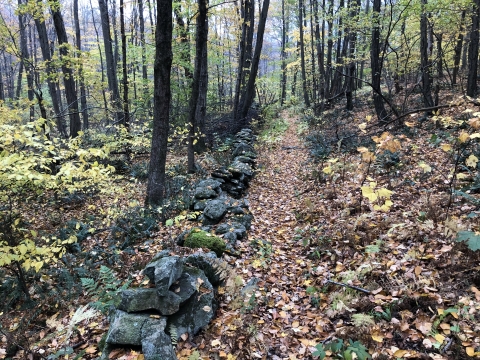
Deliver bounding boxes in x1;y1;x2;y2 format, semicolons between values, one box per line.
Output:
109;207;158;249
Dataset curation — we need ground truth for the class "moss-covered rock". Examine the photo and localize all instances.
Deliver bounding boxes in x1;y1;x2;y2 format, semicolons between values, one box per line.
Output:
184;229;226;257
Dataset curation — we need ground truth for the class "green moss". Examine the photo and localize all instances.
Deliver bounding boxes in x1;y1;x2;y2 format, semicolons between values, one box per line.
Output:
184;230;226;257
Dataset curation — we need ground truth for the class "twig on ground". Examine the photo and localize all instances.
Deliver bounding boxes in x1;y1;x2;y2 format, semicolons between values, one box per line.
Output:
326;279;371;294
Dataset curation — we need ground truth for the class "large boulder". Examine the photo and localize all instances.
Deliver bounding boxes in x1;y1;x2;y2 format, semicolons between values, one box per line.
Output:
168;268;215;340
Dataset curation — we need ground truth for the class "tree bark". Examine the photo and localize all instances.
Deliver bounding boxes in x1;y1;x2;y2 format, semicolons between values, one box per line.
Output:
34;7;67;137
420;0;434;107
146;0;173;206
187;0;208;173
452;11;466;86
74;0;89;129
98;0;122;122
299;0;310;107
240;0;270;120
280;0;287;105
119;0;130;128
467;0;480;97
371;0;389;122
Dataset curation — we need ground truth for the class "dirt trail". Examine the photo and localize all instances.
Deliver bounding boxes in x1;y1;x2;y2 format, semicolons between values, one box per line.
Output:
199;113;323;359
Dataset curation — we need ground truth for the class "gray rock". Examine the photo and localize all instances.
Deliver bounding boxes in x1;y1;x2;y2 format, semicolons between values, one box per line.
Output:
197;178;222;190
119;289;185;316
193;200;208;211
168;268;215;340
232;142;254;157
211;167;233;181
234;155;255;165
141;319;177;360
143;256;184;296
194;187;217;200
175;230;190;246
106;310;165;346
223;231;237;245
171;267;202;304
186;252;224;286
228;160;254;178
150;249;172;262
232;213;254;230
203;199;228;223
215;222;246;239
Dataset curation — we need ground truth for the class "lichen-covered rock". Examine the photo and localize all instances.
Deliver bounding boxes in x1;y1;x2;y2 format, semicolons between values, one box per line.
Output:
168;268;215;340
193;200;208;211
184;229;226;257
106;310;165;345
232;213;254;230
143;256;184;296
194;187;217;200
118;289;162;313
203;199;228;223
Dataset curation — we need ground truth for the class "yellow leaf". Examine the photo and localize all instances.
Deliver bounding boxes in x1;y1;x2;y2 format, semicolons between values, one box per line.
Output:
371;333;384;342
470;133;480;139
376;188;392;199
405;121;415;127
358;123;367;133
323;166;332;175
33;261;44;272
435;334;445;343
466;155;478;168
361;186;378;202
419;162;432;173
393;349;408;357
459;132;470;143
466;347;475;356
441;143;452;152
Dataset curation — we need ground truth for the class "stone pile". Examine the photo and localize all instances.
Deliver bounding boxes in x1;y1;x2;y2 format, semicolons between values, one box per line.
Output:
102;251;220;360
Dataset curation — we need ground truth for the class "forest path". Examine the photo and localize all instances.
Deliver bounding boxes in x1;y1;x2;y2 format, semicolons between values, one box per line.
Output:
198;112;325;359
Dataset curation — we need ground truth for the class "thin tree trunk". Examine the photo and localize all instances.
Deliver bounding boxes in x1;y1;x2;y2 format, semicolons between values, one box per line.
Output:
34;9;67;137
17;4;35;119
299;0;310;107
240;0;270;120
146;0;173;206
119;0;130;128
452;11;466;86
74;0;89;129
187;0;208;172
467;0;480;97
371;0;389;122
98;0;122;122
280;0;287;105
420;0;434;107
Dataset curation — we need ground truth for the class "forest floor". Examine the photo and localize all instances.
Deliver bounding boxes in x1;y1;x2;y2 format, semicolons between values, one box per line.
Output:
3;103;480;359
181;108;480;360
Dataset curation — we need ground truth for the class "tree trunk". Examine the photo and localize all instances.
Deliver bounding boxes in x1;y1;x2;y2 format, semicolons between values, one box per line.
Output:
89;0;109;121
138;0;148;106
187;0;208;173
452;10;466;86
325;0;334;96
98;0;122;122
146;0;173;206
371;0;389;122
74;0;89;129
34;9;67;137
299;0;310;107
420;0;434;107
17;3;35;119
346;0;360;110
280;0;287;105
119;0;130;128
240;0;270;120
467;0;480;97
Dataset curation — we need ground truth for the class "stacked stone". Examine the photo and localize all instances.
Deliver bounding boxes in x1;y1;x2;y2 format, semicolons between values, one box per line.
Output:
102;251;219;360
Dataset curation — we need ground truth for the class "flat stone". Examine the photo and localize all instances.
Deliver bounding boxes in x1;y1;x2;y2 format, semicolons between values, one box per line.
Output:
141;319;177;360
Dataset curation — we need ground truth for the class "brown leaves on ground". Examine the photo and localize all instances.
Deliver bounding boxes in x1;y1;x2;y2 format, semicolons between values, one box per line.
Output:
184;109;480;359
